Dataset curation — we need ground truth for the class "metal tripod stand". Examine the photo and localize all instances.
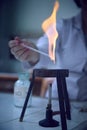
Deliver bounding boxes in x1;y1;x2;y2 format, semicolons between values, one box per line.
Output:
19;69;71;130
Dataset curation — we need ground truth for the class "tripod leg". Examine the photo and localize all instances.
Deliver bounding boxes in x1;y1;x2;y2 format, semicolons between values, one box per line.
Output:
56;75;67;130
62;77;71;120
19;77;35;122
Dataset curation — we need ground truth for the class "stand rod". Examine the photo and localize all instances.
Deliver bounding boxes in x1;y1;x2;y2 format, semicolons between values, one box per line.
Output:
19;74;35;122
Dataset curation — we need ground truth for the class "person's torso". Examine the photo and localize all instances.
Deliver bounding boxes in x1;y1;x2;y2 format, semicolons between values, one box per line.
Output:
52;13;87;100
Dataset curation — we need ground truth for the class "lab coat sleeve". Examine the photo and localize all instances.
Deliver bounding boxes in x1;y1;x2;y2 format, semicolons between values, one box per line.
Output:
34;34;55;69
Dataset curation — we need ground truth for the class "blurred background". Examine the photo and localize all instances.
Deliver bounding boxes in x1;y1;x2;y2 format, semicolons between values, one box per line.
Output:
0;0;80;73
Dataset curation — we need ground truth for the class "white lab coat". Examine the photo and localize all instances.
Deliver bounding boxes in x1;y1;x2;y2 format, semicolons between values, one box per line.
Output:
24;12;87;101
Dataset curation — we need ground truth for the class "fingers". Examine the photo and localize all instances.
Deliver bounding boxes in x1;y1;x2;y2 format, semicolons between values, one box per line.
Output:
8;37;30;61
8;36;21;47
10;45;25;54
17;50;30;61
14;49;30;61
8;40;18;47
10;44;30;62
8;36;40;63
9;36;26;54
15;36;20;41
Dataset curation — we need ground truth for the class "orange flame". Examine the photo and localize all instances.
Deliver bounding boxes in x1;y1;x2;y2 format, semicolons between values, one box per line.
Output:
42;1;59;63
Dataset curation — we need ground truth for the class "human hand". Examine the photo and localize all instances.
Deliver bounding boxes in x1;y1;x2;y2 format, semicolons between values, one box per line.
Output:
8;37;40;65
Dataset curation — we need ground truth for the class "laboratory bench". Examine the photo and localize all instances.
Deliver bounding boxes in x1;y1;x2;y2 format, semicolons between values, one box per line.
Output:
0;93;87;130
